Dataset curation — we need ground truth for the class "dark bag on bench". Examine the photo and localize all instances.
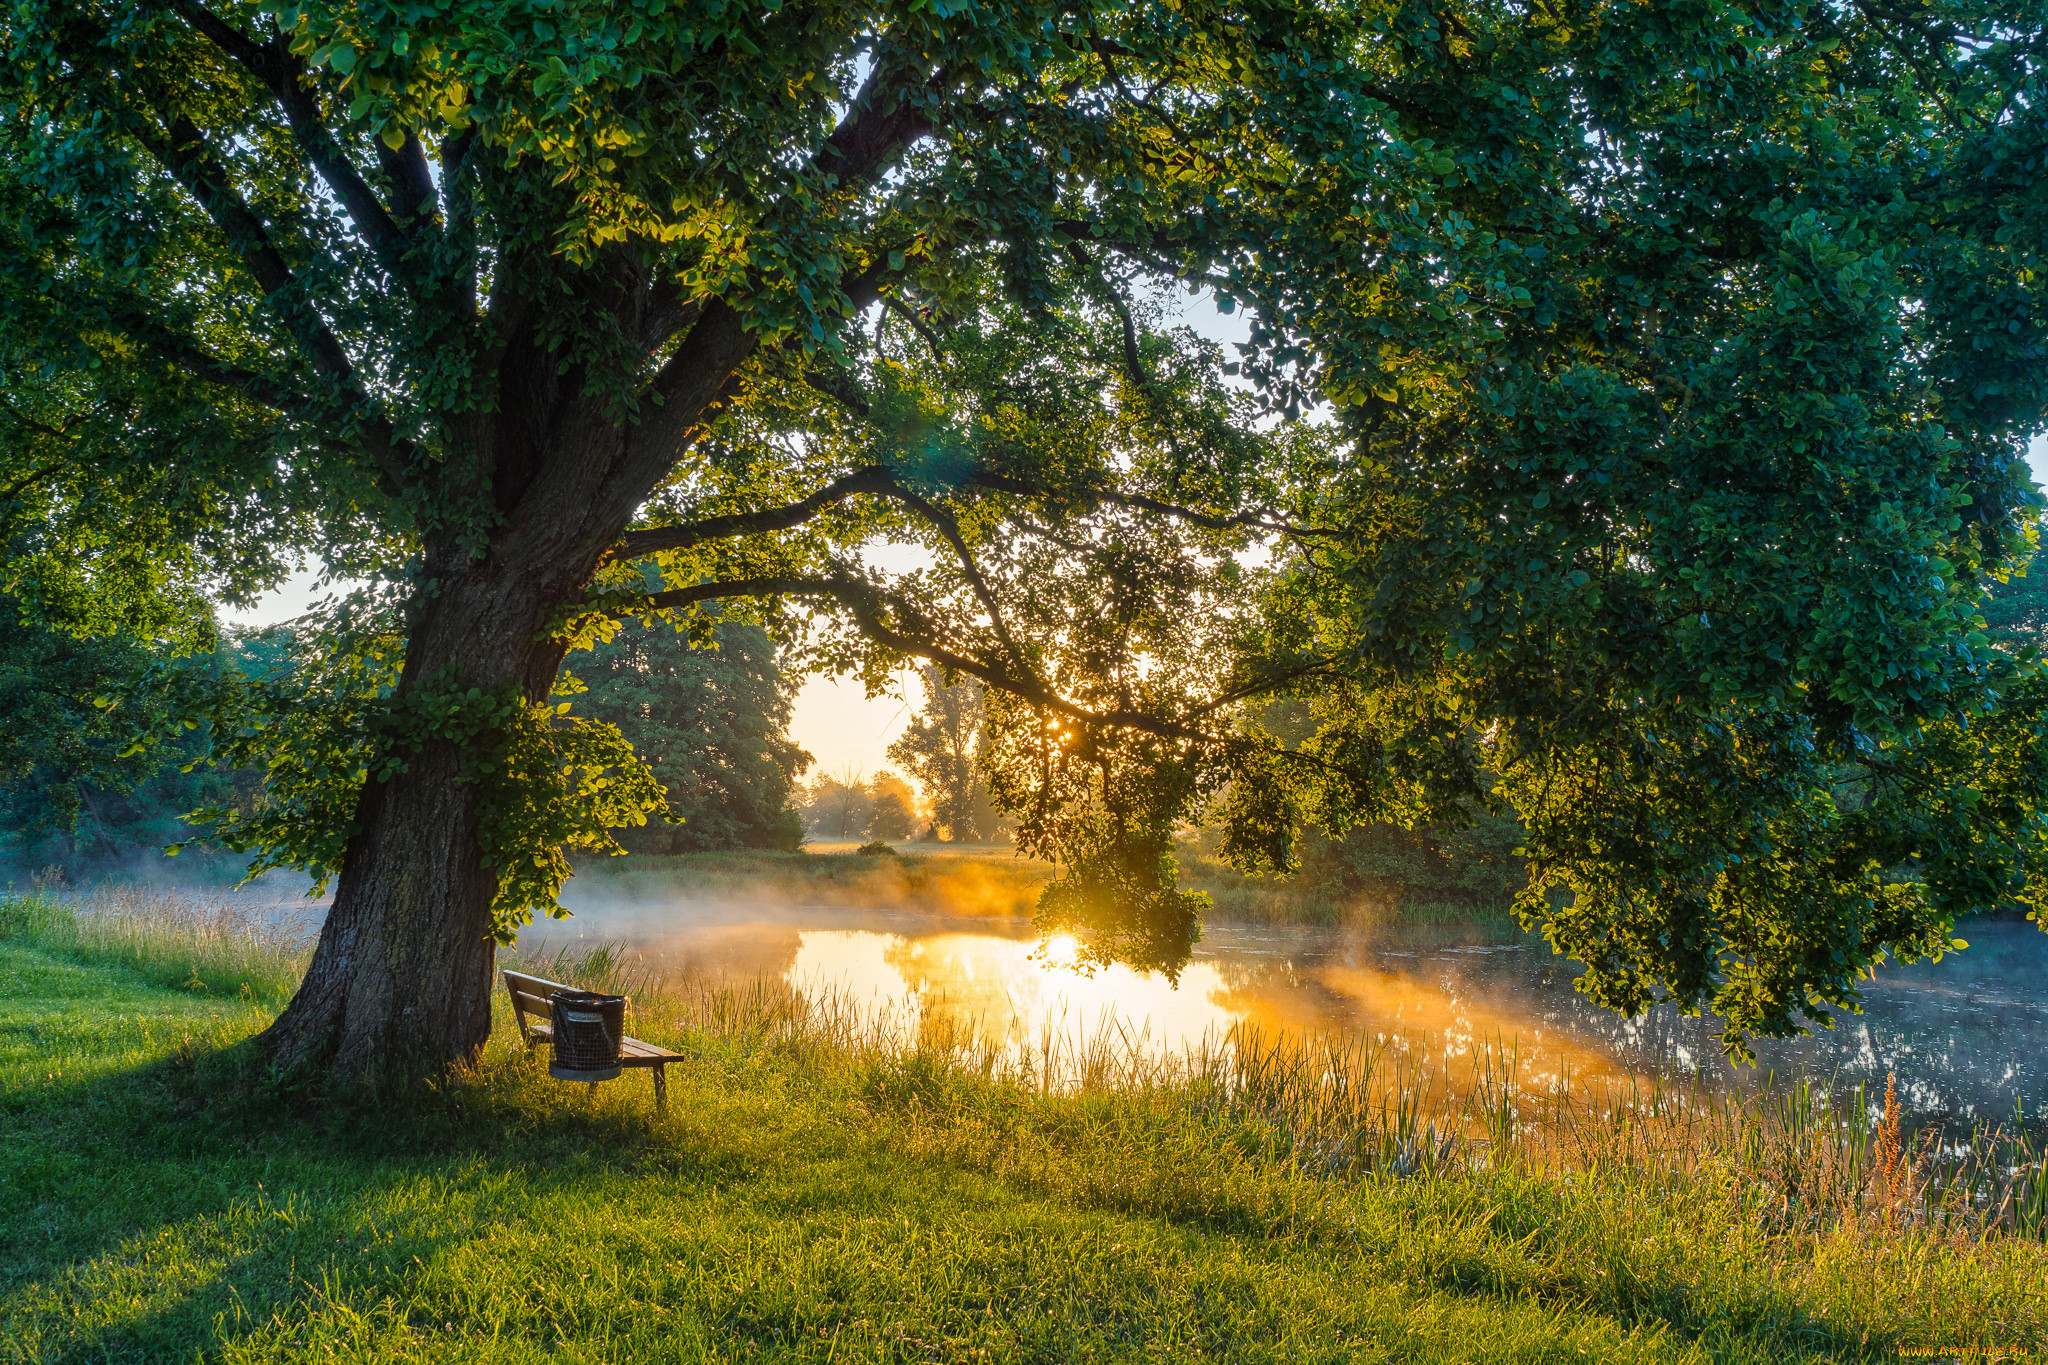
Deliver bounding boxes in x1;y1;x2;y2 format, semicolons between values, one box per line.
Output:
549;990;626;1081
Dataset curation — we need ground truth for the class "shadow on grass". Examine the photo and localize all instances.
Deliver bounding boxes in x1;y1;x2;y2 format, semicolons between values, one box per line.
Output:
0;1026;760;1362
856;1069;1889;1364
0;960;1959;1365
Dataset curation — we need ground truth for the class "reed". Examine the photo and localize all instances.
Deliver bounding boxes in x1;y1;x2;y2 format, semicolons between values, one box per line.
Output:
515;933;2048;1247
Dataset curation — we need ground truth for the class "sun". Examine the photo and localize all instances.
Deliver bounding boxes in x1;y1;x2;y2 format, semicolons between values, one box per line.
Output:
1034;933;1082;970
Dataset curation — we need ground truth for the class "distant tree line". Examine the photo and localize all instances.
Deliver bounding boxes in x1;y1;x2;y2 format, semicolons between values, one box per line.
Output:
790;666;1015;845
0;603;270;869
0;606;814;869
798;769;920;843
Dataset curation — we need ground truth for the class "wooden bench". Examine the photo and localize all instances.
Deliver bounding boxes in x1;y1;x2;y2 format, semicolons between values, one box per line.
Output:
503;968;683;1111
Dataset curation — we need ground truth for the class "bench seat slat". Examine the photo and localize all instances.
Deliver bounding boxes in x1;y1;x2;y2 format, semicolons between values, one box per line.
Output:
619;1037;682;1060
522;1024;677;1062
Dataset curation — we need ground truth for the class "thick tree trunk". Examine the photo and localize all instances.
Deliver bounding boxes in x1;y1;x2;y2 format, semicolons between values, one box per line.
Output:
259;556;580;1077
262;734;502;1075
258;305;759;1078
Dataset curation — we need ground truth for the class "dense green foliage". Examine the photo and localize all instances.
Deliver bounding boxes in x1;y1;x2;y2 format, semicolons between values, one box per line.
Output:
2;900;2045;1361
572;621;811;855
6;0;2048;1054
1984;517;2048;656
1219;816;1528;923
0;608;274;868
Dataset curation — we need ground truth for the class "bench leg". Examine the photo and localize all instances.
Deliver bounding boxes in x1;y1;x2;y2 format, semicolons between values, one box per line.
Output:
652;1063;667;1113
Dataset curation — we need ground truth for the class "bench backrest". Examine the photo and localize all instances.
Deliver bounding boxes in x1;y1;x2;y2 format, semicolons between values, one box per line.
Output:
503;969;573;1043
503;967;635;1044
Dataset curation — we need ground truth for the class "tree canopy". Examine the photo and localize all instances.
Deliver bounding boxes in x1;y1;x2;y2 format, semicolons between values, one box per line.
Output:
6;0;2048;1066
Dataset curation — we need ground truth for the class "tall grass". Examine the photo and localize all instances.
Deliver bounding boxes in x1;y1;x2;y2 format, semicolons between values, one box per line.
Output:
512;935;2048;1247
10;882;2048;1249
0;879;313;1003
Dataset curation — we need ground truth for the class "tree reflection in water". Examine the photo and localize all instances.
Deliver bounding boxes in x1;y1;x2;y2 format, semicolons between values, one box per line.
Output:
520;895;2048;1122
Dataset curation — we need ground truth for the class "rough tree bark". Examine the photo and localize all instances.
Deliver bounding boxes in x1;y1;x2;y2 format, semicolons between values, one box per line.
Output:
247;64;930;1077
260;548;582;1073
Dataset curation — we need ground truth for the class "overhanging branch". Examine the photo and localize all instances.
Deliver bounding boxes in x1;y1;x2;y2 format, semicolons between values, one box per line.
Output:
620;61;942;488
597;574;1215;743
121;108;412;490
613;466;898;559
175;3;422;269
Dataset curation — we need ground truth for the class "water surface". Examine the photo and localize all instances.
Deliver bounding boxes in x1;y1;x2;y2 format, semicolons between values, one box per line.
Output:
526;882;2048;1122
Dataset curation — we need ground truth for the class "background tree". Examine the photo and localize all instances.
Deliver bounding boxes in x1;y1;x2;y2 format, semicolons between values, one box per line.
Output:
889;664;1000;842
8;0;2048;1073
572;621;809;855
864;770;918;842
0;602;213;865
0;606;291;870
801;769;873;842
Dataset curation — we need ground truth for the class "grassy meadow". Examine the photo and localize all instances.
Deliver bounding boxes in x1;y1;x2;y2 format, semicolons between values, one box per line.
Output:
1;886;2043;1363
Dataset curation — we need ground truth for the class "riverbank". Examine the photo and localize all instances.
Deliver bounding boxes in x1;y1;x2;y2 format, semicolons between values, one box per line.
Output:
572;847;1522;929
1;890;2042;1362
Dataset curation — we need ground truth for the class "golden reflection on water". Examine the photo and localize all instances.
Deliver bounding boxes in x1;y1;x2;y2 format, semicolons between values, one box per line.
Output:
773;928;1632;1097
584;917;1612;1092
795;929;1246;1055
524;892;2048;1118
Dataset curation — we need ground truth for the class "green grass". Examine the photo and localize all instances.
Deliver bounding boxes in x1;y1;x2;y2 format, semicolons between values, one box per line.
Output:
1;894;2042;1363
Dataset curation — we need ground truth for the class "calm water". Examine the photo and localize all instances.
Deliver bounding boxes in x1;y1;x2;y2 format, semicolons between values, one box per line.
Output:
525;882;2048;1123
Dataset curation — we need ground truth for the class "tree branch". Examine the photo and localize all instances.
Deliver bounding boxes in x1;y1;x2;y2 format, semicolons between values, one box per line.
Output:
173;3;420;268
610;575;1216;743
966;470;1326;538
613;466;900;559
881;293;948;362
619;61;942;493
377;132;438;228
117;105;412;491
881;482;1032;674
71;286;409;495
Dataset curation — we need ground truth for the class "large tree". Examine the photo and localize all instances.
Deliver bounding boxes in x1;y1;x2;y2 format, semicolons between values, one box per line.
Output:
6;0;2048;1073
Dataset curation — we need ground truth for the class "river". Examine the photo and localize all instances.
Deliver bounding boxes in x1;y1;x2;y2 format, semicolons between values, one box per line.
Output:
518;879;2048;1124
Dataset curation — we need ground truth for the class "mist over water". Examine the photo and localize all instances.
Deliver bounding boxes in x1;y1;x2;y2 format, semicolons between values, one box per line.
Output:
53;858;2039;1122
527;874;2048;1124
